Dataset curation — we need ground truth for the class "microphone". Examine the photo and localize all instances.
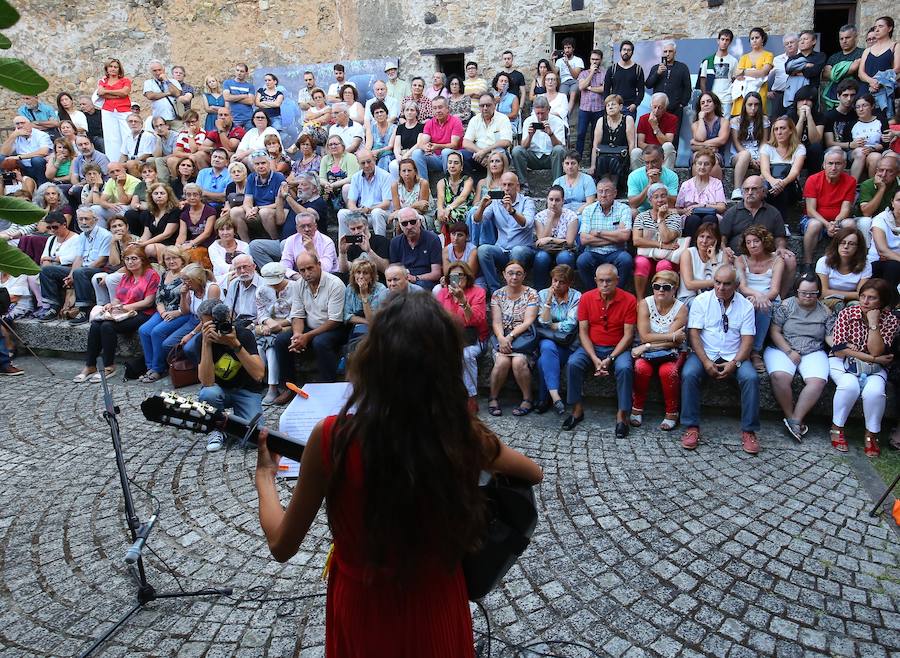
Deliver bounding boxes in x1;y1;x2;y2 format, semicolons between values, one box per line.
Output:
124;514;157;565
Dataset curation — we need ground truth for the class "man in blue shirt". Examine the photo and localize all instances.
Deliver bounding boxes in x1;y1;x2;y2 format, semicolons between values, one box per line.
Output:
230;151;285;242
196;148;232;208
223;63;255;129
626;144;679;215
576;177;634;290
18;95;59;135
0;116;53;185
388;208;442;290
337;150;392;239
474;172;536;293
35;208;112;323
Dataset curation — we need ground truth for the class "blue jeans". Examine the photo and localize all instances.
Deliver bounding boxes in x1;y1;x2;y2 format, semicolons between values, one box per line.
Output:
576;109;604;157
184;331;202;364
753;307;772;353
566;345;633;411
680;353;760;431
198;384;263;424
532;249;577;291
410;149;450;179
576;249;633;290
477;244;536;293
274;325;348;383
0;341;10;369
467;209;497;247
376;152;394;172
138;312;197;373
537;339;574;402
0;155;48;185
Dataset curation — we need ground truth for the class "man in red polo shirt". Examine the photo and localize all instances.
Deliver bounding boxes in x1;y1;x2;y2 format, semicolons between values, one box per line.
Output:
630;92;678;170
201;107;246;157
799;146;858;270
563;264;636;437
410;96;464;178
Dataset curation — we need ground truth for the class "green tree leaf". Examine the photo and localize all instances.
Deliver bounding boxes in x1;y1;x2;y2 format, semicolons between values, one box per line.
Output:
0;34;11;50
0;195;45;225
0;239;38;275
0;0;19;29
0;58;47;95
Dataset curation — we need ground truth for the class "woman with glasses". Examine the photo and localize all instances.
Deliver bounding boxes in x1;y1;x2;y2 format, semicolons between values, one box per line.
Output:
816;226;870;310
208;216;248;286
72;245;159;383
233;110;282;164
736;224;784;372
829;278;898;457
167;110;209;177
630;270;687;430
764;274;833;441
319;135;359;211
849;94;889;181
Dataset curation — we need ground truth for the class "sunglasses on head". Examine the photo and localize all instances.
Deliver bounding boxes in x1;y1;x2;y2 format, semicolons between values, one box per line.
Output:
651;283;674;292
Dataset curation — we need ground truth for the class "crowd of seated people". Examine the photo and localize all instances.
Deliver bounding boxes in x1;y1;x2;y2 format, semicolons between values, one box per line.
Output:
0;21;899;458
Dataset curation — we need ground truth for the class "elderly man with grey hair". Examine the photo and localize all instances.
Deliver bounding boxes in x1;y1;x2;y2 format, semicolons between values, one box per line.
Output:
769;33;800;119
632;92;678;170
644;40;691;149
512;96;568;187
388;207;443;290
337;149;392;239
143;59;183;125
328;102;365;153
799;146;859;268
363;80;400;126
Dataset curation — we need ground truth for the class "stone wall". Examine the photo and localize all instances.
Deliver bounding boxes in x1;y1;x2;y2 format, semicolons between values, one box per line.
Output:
0;0;897;120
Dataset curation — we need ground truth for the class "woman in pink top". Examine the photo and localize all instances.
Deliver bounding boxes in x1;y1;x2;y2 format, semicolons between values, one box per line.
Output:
436;261;487;413
96;58;132;168
675;149;726;243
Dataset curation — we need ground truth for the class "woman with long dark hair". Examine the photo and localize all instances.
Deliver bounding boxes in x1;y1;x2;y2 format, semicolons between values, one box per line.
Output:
816;226;870;309
256;293;542;656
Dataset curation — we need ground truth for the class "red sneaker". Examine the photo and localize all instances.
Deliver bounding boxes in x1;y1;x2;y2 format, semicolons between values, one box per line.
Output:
681;427;700;450
741;431;760;455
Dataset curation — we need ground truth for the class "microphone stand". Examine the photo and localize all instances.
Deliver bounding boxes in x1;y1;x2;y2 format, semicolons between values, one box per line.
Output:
79;358;233;657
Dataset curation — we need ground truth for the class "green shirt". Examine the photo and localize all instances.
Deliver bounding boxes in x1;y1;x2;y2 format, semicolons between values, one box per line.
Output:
858;176;899;216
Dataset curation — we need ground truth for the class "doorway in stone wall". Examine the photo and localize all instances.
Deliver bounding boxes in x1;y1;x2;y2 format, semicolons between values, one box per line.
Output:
435;52;466;82
814;1;857;56
550;24;595;65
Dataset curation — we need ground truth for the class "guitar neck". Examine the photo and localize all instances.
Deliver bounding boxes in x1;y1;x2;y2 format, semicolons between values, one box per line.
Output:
219;413;305;462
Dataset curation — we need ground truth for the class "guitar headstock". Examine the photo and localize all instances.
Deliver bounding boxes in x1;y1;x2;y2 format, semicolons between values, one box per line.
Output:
141;392;224;435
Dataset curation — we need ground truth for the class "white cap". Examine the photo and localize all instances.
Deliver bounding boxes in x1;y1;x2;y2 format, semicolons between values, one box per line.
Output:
260;262;286;285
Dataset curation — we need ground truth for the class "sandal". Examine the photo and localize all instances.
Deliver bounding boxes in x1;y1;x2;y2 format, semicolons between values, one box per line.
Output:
89;367;116;383
488;397;502;416
864;432;881;458
830;428;848;453
72;370;94;383
512;399;533;417
629;407;643;427
659;414;678;431
141;371;162;383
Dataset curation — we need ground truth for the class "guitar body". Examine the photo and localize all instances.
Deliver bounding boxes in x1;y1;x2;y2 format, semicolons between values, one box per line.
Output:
463;475;537;600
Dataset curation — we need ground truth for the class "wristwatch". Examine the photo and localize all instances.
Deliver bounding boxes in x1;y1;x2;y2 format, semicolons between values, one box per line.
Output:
734;360;744;369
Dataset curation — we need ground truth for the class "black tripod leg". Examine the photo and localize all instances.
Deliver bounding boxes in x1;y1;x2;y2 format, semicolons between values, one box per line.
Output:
869;471;900;517
0;318;56;375
78;600;145;658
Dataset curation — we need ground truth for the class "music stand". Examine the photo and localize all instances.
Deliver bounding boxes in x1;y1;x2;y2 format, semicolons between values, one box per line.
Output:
78;357;232;657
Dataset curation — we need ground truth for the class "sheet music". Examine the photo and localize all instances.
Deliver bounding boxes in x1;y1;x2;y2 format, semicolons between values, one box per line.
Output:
277;383;353;478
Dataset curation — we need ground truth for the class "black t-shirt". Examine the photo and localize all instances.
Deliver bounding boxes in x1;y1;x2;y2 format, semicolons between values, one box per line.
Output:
83;109;103;138
143;208;181;242
604;62;645;108
208;325;265;392
347;234;389;262
786;106;824;146
824;107;858;144
282;195;330;240
396;122;423;150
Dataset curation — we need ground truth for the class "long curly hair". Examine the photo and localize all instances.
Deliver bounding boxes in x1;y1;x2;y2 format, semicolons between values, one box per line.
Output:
327;293;499;576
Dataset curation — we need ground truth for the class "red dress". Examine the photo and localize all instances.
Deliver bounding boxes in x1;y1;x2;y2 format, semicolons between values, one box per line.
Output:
320;416;475;658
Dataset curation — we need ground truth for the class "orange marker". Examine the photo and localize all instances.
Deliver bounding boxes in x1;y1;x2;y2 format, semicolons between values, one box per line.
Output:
286;382;309;399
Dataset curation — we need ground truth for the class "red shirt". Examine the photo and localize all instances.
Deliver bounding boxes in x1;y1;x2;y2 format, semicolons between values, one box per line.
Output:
803;171;856;221
115;268;160;315
423;115;464;155
578;287;637;347
205;125;247;150
98;77;132;113
636;112;678;145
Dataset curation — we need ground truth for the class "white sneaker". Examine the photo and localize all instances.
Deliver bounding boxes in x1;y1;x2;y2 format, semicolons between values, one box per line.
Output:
206;430;225;452
730;188;742;200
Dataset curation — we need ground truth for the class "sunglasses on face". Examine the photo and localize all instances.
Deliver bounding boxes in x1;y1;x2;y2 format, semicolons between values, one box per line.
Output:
46;224;62;230
400;219;418;227
651;283;674;292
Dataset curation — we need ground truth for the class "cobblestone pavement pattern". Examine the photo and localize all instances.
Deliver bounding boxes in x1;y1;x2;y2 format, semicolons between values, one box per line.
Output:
0;357;898;657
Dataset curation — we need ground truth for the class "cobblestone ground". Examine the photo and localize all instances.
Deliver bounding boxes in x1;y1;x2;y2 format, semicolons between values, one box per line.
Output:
0;356;898;657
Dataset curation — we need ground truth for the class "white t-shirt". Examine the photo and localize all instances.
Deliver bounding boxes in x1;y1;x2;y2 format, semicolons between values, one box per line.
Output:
851;118;884;147
143;78;182;121
701;54;739;103
815;255;872;292
236;127;282;154
327;80;357;99
760;143;806;165
0;274;33;312
121;130;158;159
868;210;900;262
328;121;365;149
557;56;585;84
730;115;771;157
41;233;81;265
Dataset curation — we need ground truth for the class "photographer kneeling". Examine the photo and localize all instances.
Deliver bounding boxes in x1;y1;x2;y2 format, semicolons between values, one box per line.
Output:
195;298;266;452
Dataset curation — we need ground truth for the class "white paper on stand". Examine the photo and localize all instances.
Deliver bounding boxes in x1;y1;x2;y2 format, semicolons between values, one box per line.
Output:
277;382;353;478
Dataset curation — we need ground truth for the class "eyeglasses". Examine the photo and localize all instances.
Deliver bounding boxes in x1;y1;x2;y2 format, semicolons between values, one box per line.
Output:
400;219;418;227
46;224;61;231
721;313;729;332
797;290;818;298
651;283;674;292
